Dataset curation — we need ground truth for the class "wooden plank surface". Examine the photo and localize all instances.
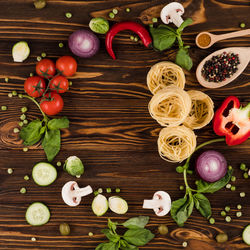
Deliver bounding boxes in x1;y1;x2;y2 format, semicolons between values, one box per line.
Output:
0;0;249;249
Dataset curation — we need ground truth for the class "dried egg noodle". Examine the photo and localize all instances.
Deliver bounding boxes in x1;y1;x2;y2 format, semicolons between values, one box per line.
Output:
148;85;192;127
147;61;185;94
183;90;214;129
158;126;197;162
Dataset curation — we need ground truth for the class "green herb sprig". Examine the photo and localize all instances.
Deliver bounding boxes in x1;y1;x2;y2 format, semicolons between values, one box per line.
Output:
149;18;193;70
96;216;154;250
171;138;233;226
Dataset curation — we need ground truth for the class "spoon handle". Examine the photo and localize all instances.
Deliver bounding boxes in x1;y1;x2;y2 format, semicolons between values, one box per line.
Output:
214;29;250;42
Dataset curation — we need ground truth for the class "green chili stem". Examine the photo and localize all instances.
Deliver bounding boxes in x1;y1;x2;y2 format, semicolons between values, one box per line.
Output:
23;95;48;121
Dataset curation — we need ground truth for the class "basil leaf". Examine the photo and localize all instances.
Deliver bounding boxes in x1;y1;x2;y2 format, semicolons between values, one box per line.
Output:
40;126;46;135
42;129;60;162
48;117;69;130
177;18;193;33
175;48;193;70
123;229;154;246
158;24;177;33
20;119;43;146
120;239;138;250
108;218;118;232
95;242;118;250
101;229;120;243
196;169;233;193
122;216;149;229
193;193;211;219
149;27;176;51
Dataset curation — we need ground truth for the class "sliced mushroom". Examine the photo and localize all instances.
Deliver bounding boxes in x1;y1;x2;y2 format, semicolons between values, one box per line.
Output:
160;2;184;27
143;191;171;216
61;181;93;207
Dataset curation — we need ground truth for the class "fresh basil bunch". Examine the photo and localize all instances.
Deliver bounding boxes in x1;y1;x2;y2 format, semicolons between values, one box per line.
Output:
149;18;193;70
20;116;69;161
96;216;154;250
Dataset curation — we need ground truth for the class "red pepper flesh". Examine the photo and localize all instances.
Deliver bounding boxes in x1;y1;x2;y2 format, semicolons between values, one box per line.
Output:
213;96;250;146
105;21;152;59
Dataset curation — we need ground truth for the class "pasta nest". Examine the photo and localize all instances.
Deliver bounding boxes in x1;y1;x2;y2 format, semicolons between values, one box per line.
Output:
148;85;192;127
158;126;197;162
147;61;185;94
183;90;214;129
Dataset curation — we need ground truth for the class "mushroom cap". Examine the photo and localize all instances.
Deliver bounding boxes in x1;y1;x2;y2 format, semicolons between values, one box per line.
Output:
153;191;171;216
160;2;184;24
62;181;81;207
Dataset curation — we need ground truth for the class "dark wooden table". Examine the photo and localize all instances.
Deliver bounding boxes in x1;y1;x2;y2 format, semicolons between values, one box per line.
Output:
0;0;249;249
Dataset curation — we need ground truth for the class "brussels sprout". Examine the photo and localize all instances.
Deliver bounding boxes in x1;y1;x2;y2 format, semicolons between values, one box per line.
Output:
63;156;84;176
89;17;109;34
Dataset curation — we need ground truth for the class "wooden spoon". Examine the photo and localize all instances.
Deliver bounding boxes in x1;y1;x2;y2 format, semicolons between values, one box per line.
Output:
196;47;250;89
196;29;250;49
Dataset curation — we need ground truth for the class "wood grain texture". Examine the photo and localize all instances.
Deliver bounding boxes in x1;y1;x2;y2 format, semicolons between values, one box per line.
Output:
0;0;249;249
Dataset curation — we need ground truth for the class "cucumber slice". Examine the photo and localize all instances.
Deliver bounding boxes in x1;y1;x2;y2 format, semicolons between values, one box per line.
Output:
243;224;250;245
108;196;128;214
12;41;30;62
25;202;50;226
32;162;57;186
92;194;108;216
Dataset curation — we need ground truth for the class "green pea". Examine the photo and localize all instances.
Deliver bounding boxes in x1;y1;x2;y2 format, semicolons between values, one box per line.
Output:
209;217;215;224
176;166;183;173
236;211;242;217
29;73;34;77
57;161;62;167
216;233;228;243
152;17;158;23
226;183;231;189
18;94;23;98
115;188;120;193
240;163;246;171
243;172;249;179
195;180;199;185
20;187;26;194
23;147;28;152
182;241;188;247
37;56;42;61
21;107;28;113
109;12;115;19
225;206;230;212
12;91;17;96
31;237;36;241
158;225;168;235
125;8;131;12
98;188;103;194
112;9;118;15
24;175;29;181
19;121;24;127
134;37;139;42
220;211;226;217
94;191;99;196
23;119;28;125
20;114;26;120
69;81;73;86
237;204;242;210
88;232;93;236
7;168;13;174
34;0;46;9
106;188;112;193
240;22;246;28
179;185;184;191
65;12;72;18
228;165;233;170
230;186;236;191
13;128;20;133
231;176;236;182
240;192;245;197
130;35;135;41
1;106;7;111
225;216;231;222
187;170;193;175
5;77;9;82
41;52;46;58
59;223;70;236
8;93;13;98
59;42;64;48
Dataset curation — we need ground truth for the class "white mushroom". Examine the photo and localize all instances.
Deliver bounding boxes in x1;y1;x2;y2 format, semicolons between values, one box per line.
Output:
62;181;93;207
143;191;171;216
160;2;185;27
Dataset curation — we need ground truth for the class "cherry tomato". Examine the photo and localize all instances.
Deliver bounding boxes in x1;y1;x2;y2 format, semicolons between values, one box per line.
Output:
56;56;77;77
40;92;64;116
24;76;46;97
36;59;56;79
50;75;69;93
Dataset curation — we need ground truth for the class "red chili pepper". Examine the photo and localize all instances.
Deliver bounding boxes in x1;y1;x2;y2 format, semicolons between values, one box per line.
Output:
213;96;250;146
105;21;152;59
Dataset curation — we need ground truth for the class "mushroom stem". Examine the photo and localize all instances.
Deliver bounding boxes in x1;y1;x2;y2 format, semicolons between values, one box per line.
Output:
72;185;93;197
169;11;184;27
143;199;160;209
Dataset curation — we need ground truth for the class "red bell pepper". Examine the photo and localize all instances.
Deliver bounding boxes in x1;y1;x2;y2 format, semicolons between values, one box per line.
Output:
213;96;250;146
105;21;152;60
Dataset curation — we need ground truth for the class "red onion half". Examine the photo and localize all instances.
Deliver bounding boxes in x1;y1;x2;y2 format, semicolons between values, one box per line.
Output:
68;29;100;58
196;150;227;182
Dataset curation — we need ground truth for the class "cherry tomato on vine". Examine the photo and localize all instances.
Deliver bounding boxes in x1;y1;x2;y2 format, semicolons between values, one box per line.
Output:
56;56;77;77
36;59;56;79
24;76;46;98
40;92;64;116
50;75;69;93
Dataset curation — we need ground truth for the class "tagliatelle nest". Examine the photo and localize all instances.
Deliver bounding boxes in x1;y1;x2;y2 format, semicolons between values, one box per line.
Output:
148;85;192;127
147;61;185;94
183;90;214;129
158;126;197;162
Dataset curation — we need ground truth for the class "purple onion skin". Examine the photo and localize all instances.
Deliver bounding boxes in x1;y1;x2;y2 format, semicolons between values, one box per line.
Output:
68;29;100;58
196;150;227;183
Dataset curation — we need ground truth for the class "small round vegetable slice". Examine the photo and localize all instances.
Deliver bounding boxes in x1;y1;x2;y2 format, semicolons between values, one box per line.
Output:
26;202;50;226
92;194;108;216
12;41;30;62
243;224;250;245
89;17;109;34
108;196;128;214
32;162;57;186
